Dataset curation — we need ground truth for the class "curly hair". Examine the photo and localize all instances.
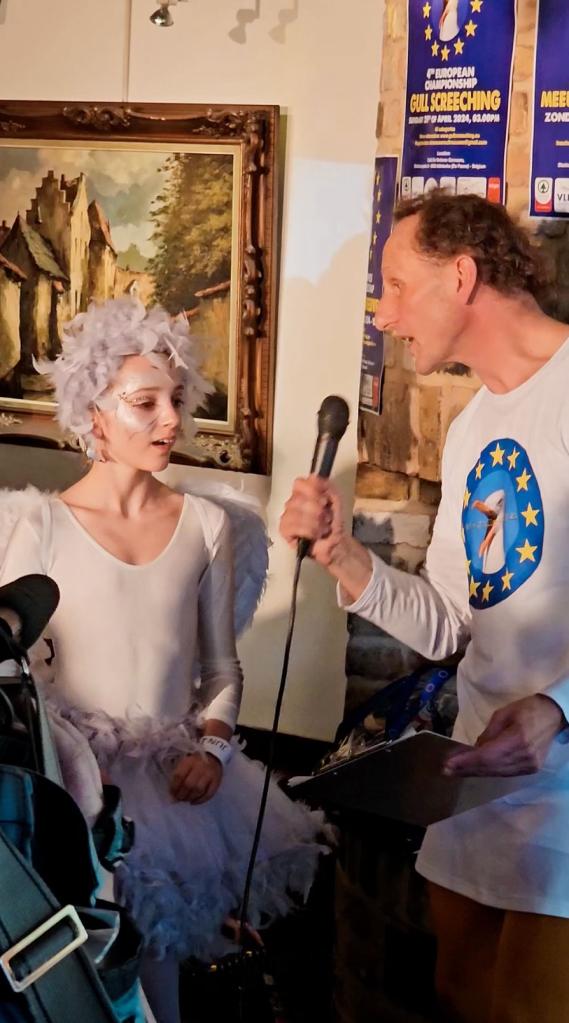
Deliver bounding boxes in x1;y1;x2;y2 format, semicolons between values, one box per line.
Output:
41;297;212;454
395;191;548;298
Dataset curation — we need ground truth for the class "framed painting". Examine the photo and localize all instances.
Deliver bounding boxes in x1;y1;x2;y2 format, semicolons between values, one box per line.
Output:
0;101;279;473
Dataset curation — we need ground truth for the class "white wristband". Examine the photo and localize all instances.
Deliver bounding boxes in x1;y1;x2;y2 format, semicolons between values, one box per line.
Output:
200;735;233;767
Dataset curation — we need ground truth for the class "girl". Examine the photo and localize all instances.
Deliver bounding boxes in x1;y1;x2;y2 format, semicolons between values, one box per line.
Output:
0;298;327;1023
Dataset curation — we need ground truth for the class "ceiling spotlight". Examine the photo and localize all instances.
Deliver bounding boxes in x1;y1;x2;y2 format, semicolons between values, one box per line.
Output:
150;3;174;26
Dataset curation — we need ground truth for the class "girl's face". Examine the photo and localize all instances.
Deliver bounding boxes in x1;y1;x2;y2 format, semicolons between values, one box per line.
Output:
93;352;186;470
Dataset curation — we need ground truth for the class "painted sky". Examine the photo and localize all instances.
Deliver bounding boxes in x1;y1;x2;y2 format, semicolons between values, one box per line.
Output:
0;145;167;261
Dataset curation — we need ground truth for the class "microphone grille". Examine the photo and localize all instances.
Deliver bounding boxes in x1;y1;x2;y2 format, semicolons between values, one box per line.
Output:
318;395;350;440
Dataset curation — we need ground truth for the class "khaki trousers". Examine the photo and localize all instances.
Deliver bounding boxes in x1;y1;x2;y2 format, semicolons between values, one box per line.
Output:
429;881;569;1023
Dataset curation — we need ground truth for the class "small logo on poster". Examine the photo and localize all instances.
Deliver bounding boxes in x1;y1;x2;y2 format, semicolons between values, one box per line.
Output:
360;373;380;412
440;176;457;194
457;177;487;198
373;375;380;409
401;177;412;199
554;178;569;214
534;177;553;213
360;373;373;405
487;178;501;203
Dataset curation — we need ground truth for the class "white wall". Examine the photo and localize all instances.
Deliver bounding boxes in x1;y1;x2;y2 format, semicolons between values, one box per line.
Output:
0;0;384;740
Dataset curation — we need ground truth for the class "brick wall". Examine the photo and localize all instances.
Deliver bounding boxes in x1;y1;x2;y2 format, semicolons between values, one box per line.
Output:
346;0;569;708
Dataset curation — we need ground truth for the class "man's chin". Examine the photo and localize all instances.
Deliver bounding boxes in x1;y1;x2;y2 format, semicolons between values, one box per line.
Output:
413;352;443;376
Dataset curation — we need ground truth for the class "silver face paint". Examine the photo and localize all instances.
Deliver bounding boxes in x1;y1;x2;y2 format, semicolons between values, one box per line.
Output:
116;393;161;434
100;355;184;436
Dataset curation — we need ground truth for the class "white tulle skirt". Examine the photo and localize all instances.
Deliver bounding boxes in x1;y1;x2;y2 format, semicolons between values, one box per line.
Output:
50;703;330;963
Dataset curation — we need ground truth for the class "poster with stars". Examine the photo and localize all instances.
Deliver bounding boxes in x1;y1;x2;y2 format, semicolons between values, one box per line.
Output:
529;0;569;217
359;155;398;415
462;439;544;611
401;1;516;203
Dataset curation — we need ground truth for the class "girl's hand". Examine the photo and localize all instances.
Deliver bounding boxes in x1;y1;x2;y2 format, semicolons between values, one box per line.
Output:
169;752;222;804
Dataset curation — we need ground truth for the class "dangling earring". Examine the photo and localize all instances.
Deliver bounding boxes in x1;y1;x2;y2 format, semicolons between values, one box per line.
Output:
82;436;106;463
89;407;107;463
78;435;94;462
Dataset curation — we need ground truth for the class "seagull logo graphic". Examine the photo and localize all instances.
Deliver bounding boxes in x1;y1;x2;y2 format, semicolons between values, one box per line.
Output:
462;439;544;609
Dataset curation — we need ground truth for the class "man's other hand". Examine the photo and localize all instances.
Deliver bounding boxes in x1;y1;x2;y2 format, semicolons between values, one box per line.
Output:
444;694;565;777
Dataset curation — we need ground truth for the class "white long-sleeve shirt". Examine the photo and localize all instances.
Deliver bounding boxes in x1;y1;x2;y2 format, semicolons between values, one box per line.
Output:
342;337;569;915
0;494;243;729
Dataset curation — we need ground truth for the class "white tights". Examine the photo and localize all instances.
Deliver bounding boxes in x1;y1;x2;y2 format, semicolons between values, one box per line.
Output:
140;953;181;1023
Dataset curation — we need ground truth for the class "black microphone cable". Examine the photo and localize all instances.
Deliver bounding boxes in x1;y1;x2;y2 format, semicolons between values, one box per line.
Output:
237;549;303;1021
236;394;349;1021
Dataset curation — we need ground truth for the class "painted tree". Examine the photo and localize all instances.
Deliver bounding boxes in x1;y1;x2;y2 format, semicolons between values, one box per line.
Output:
148;152;233;313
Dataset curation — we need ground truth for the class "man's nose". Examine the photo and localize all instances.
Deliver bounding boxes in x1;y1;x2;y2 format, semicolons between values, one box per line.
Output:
374;295;391;331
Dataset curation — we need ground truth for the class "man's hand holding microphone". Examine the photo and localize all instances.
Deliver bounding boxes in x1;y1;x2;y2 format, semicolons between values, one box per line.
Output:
279;394;373;603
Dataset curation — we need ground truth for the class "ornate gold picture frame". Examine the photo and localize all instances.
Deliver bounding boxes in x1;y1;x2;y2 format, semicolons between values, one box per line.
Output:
0;101;278;473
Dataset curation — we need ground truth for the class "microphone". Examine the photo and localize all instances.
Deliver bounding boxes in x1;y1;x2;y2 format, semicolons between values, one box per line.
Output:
298;395;350;561
0;574;60;663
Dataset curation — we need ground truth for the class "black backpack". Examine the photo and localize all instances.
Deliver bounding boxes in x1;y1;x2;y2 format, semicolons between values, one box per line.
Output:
0;599;143;1023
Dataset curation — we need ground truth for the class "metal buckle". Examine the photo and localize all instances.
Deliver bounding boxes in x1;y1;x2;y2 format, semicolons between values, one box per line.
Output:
0;904;88;993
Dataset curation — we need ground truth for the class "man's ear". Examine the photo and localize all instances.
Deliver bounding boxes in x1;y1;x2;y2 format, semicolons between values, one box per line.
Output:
456;254;478;305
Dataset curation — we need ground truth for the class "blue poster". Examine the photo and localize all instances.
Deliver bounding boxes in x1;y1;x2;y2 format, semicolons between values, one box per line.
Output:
530;0;569;217
401;1;516;203
359;156;398;416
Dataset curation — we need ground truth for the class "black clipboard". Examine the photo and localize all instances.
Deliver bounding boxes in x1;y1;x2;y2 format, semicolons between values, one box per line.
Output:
288;730;544;827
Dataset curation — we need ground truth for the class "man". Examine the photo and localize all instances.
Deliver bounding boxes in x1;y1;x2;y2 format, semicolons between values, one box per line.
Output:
280;191;569;1022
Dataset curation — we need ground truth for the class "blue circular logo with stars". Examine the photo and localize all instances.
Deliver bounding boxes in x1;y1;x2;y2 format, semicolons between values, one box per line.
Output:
462;438;544;609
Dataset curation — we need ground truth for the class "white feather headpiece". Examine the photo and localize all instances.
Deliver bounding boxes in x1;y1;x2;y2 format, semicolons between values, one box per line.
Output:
39;297;212;453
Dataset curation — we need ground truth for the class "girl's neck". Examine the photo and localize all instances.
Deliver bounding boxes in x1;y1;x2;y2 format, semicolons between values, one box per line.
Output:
65;462;165;516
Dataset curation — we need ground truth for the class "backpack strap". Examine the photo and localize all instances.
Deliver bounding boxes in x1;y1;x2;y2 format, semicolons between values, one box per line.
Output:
15;498;62;786
0;767;143;1023
34;681;63;787
0;828;118;1023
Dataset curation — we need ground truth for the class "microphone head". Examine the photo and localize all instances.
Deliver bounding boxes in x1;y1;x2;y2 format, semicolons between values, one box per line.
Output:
0;574;60;652
317;395;350;441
